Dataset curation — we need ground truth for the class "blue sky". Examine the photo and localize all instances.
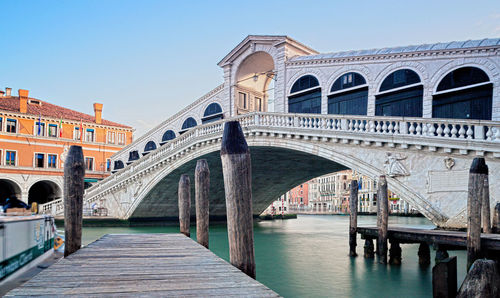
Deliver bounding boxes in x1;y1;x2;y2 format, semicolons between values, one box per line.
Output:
1;0;499;137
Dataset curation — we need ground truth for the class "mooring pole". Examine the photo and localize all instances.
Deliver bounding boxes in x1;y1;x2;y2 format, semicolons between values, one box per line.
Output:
482;176;491;234
467;158;487;271
418;242;431;267
64;145;85;258
493;203;500;234
178;174;191;237
349;180;358;257
432;256;457;298
195;159;210;248
377;175;388;264
220;121;256;279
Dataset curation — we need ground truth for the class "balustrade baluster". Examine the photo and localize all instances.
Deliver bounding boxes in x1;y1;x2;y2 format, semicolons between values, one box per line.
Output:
443;124;451;137
359;121;365;132
451;124;458;138
388;122;394;134
415;123;421;136
382;121;388;134
408;122;415;135
369;121;375;132
494;127;500;141
376;121;382;133
436;124;443;137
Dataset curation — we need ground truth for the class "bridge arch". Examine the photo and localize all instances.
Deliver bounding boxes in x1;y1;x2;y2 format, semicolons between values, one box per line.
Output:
288;75;322;114
125;135;445;225
161;130;176;145
375;68;423;117
180;117;197;134
432;66;493;120
327;72;369;115
0;178;22;205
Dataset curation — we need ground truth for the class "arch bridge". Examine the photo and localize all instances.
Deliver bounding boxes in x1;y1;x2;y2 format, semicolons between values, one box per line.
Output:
42;112;500;228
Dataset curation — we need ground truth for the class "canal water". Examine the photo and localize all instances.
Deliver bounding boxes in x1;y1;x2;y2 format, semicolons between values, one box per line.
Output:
77;215;467;297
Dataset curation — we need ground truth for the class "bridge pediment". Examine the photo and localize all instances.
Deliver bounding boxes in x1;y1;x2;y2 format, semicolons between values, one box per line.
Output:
217;35;318;67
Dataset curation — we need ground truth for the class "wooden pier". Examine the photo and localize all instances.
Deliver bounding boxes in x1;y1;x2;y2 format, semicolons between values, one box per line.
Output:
358;226;500;252
6;234;279;297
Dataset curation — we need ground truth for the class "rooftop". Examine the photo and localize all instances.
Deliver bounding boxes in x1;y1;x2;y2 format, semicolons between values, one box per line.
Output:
289;38;500;62
0;96;132;129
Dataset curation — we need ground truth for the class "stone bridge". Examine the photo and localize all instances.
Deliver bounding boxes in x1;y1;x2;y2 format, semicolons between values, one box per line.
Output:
42;112;500;228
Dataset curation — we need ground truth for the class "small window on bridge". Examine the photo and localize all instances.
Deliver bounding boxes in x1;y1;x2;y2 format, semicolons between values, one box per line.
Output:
128;150;140;164
433;67;492;120
328;72;368;115
288;75;321;114
143;141;157;155
113;160;124;172
376;69;423;117
180;117;197;134
202;103;223;124
161;130;176;145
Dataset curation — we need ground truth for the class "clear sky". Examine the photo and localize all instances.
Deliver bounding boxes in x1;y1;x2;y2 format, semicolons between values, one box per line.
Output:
1;0;499;137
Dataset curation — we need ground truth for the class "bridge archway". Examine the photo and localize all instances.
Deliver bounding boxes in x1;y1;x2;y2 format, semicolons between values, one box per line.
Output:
28;180;61;205
0;179;22;205
125;136;446;225
235;51;275;113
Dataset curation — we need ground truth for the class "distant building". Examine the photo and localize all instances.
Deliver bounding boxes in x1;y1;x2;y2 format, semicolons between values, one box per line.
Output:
0;88;133;206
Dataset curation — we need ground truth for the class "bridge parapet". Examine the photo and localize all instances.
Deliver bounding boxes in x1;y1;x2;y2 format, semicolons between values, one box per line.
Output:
40;112;500;220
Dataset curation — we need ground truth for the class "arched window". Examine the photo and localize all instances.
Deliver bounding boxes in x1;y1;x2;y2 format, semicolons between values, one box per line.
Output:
180;117;197;134
328;72;368;115
113;160;124;173
433;67;492;120
376;69;423;117
288;75;321;114
161;130;176;145
127;150;139;164
143;141;157;155
202;103;223;124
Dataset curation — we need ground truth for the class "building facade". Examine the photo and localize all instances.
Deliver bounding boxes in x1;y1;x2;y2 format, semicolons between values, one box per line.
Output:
0;88;133;206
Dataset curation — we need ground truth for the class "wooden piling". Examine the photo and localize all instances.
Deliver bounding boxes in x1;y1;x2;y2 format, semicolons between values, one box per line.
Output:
377;175;388;264
418;242;431;267
432;256;457;298
482;176;491;234
435;245;449;264
195;159;210;248
467;157;487;271
349;180;358;257
493;203;500;234
220;121;255;279
389;239;402;265
364;238;375;258
63;145;85;258
178;174;191;237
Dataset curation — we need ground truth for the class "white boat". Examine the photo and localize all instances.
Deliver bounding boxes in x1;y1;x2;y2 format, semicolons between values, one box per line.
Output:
0;213;56;284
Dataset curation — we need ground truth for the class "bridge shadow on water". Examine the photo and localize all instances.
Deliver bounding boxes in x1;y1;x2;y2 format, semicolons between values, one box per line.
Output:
130;146;346;220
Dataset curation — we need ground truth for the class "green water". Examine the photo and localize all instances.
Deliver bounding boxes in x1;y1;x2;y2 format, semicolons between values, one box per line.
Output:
77;215;467;298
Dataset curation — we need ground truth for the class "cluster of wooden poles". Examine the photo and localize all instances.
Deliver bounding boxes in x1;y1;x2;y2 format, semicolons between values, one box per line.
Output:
62;121;258;278
348;157;500;297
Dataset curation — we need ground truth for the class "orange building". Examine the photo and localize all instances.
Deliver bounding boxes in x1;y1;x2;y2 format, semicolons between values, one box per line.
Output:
0;88;133;206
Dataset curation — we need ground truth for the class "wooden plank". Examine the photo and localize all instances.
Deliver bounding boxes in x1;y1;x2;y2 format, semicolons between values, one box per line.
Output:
6;234;279;297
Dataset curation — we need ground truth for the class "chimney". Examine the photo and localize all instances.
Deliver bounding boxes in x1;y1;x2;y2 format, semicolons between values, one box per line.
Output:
18;89;29;114
5;88;12;97
0;90;4;97
93;103;103;124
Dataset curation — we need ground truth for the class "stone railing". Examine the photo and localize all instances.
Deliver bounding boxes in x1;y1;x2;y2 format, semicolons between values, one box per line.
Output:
40;198;63;215
40;112;500;216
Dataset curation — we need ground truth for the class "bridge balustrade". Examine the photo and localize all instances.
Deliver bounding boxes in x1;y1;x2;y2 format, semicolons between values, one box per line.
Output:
39;112;500;216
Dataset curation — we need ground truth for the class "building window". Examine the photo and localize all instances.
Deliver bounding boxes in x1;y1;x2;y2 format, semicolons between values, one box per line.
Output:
376;69;423;117
36;121;45;136
255;97;262;111
288;75;321;114
0;117;3;131
48;154;57;168
48;124;58;137
107;131;116;144
106;159;111;171
86;129;95;142
6;151;16;166
202;103;223;124
118;133;126;145
328;72;368;116
85;157;94;171
35;153;45;168
74;127;81;140
7;119;17;133
433;67;492;120
239;92;247;109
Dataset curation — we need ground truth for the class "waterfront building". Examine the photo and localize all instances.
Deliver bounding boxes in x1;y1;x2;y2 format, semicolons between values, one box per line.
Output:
0;88;133;206
261;194;289;216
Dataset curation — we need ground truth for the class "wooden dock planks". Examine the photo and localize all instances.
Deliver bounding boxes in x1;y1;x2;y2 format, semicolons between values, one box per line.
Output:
6;234;279;297
357;226;500;251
